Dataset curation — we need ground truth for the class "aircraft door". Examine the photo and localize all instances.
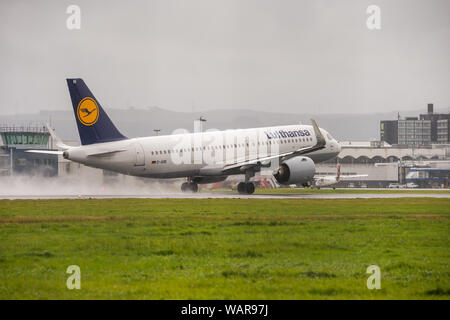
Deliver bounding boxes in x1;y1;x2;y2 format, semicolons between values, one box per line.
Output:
245;136;249;161
135;143;145;166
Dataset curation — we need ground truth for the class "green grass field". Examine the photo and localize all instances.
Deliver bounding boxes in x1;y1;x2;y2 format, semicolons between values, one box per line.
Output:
0;198;449;299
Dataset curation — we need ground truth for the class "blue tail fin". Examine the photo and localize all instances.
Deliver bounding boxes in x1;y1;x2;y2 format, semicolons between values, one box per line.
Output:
66;78;127;145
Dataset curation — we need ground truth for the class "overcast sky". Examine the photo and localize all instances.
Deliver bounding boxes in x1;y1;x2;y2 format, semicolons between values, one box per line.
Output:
0;0;449;116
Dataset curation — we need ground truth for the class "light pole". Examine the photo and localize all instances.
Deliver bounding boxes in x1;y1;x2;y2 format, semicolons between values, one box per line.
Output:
198;116;206;132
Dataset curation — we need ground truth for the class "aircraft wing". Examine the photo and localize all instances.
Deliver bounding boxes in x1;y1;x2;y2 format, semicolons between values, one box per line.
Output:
220;119;326;175
220;151;295;175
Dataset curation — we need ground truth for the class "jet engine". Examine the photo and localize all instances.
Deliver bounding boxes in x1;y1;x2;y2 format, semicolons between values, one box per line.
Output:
273;156;315;185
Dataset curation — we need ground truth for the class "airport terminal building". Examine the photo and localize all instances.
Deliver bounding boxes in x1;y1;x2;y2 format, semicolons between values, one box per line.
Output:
316;104;450;188
316;140;450;188
380;104;450;146
0;126;58;176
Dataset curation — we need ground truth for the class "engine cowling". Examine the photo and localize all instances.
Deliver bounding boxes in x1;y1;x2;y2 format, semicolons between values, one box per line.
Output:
274;156;315;185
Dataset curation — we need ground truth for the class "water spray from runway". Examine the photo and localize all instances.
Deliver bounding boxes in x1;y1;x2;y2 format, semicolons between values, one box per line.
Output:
0;173;182;197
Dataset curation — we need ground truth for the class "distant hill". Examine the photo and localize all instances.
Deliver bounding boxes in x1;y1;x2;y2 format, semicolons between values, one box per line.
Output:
1;107;448;142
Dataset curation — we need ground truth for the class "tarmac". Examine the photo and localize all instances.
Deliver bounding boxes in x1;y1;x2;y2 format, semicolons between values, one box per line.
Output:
1;192;449;200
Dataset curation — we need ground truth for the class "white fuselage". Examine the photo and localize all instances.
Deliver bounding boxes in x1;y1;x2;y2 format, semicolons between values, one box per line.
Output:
64;124;341;179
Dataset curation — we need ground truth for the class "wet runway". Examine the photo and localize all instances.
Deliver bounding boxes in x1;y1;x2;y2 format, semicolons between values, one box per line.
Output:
1;192;449;200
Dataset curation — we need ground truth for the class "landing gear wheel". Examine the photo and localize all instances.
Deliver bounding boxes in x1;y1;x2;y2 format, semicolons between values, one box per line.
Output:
237;182;255;195
190;182;199;193
237;182;246;194
181;182;198;193
245;182;255;195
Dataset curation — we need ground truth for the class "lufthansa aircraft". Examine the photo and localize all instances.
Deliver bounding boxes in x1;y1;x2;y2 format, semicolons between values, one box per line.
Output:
29;79;341;194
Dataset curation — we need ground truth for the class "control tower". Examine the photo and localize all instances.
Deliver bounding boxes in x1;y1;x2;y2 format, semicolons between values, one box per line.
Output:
0;125;58;176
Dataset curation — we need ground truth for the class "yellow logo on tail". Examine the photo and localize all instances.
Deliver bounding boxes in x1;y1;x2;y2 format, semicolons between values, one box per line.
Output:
77;97;99;126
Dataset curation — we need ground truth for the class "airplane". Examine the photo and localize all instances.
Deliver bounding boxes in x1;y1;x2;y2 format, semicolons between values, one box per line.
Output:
313;164;368;189
28;78;341;194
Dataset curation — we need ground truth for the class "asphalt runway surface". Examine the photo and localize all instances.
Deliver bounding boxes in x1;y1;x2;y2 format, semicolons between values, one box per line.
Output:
1;192;449;200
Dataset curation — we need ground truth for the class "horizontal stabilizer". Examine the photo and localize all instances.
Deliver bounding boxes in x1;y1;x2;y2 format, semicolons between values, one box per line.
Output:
46;123;70;150
25;150;63;155
86;149;127;157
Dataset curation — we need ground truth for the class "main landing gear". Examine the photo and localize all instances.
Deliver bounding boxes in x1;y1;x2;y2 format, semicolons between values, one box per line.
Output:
181;181;198;193
237;182;255;195
237;169;256;195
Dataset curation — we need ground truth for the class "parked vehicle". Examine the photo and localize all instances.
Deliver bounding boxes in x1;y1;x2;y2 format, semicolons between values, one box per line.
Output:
388;183;405;189
406;182;419;188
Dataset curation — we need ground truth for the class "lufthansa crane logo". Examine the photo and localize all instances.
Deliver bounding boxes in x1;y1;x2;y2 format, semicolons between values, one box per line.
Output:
77;97;99;126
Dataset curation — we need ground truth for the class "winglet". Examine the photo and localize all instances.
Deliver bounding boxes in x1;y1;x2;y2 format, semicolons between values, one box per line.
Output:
310;119;326;148
46;123;70;150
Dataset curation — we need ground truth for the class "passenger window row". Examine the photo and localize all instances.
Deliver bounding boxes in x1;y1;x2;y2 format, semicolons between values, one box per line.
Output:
150;137;313;156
